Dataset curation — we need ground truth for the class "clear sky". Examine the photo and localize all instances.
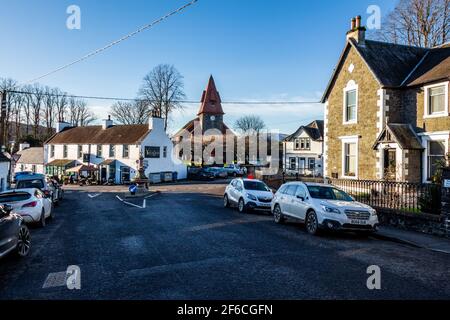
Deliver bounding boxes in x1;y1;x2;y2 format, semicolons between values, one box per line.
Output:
0;0;397;134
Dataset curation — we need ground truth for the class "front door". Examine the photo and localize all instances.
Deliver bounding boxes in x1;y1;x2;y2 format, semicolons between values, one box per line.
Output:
121;167;131;184
384;149;397;180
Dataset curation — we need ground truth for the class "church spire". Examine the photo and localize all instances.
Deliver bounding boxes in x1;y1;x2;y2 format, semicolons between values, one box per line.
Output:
197;75;225;116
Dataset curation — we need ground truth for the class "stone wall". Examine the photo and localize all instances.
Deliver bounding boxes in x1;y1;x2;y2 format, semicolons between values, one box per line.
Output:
326;46;380;180
416;82;450;132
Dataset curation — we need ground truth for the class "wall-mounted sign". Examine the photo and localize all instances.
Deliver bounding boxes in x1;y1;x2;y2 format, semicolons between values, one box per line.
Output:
444;180;450;188
145;146;160;159
83;154;90;163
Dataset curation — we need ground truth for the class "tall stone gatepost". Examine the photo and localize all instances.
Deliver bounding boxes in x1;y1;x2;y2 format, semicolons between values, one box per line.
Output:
442;168;450;237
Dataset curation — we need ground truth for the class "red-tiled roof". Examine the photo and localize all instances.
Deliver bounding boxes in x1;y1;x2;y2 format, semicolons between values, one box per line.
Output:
46;125;150;145
197;75;225;116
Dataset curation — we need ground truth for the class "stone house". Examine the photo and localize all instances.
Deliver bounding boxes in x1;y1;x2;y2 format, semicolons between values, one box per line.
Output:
283;120;324;176
44;115;187;184
321;16;449;183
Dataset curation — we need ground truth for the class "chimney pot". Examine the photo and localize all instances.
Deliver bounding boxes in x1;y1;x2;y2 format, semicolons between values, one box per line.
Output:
355;16;361;28
351;18;356;30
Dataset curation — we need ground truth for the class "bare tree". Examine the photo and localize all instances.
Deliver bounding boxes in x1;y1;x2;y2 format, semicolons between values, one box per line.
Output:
234;115;266;134
31;84;45;139
54;88;68;122
139;64;186;130
43;86;56;136
374;0;450;47
110;100;150;125
68;98;96;126
0;78;18;146
21;84;33;136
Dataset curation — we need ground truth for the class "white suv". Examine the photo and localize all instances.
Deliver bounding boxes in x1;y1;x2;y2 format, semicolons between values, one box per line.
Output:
224;179;273;213
271;182;379;235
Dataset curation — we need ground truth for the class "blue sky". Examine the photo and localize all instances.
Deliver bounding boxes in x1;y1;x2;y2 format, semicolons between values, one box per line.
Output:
0;0;396;134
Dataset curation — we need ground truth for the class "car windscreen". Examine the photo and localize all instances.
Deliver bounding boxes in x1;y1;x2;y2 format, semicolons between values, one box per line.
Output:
243;181;270;191
307;186;353;202
17;179;44;190
0;192;32;203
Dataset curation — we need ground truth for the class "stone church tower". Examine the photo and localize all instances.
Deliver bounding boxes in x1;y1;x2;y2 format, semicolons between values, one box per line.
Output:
197;76;225;134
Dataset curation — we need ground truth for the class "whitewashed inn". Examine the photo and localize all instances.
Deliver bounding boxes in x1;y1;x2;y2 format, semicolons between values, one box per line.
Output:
44;116;187;184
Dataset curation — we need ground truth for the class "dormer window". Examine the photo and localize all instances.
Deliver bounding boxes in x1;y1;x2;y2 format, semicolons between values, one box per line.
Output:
424;82;448;118
343;80;358;124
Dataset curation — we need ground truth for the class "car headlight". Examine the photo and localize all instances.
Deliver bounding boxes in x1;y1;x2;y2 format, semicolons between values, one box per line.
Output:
247;193;257;201
321;205;341;214
370;209;377;216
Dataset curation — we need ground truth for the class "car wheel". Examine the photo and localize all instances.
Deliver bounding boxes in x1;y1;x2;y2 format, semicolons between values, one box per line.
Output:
238;198;247;213
223;194;230;208
306;211;319;235
38;209;46;228
15;225;31;258
273;205;285;224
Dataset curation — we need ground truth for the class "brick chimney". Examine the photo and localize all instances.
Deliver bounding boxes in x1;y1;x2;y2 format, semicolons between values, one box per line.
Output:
346;15;366;46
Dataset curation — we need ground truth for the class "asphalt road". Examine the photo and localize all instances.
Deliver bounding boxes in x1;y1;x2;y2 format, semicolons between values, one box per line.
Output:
0;182;449;300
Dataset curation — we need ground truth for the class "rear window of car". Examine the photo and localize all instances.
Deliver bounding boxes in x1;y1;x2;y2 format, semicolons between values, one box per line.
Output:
0;192;31;203
17;179;44;189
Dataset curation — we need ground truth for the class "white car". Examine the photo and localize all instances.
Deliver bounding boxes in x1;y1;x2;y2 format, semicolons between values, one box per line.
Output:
0;189;54;227
271;182;379;235
224;179;274;213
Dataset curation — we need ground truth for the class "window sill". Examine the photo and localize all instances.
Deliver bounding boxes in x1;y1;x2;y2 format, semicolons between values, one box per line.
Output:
343;120;357;125
423;113;449;119
342;175;358;180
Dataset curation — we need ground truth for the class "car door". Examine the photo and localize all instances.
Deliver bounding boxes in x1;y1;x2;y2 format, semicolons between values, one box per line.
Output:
281;185;298;217
228;180;238;203
291;185;309;220
0;210;16;256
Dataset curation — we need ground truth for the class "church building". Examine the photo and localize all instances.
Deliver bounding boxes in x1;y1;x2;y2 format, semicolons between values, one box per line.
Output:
173;76;235;165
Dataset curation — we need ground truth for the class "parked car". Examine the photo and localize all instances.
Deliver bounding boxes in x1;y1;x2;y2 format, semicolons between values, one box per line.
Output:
223;164;246;177
188;167;215;181
224;179;273;213
204;167;228;179
47;178;64;201
0;204;31;259
13;171;33;183
271;182;379;235
15;174;60;205
0;189;54;227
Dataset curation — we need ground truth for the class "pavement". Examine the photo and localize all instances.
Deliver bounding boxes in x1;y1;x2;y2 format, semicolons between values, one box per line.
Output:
374;226;450;254
1;182;450;300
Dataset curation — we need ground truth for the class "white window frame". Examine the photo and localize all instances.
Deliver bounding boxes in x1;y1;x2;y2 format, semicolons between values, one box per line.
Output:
423;82;449;119
419;131;449;182
343;80;358;125
340;135;359;179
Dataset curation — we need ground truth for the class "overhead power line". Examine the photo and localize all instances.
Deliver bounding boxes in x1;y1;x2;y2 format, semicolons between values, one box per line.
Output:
8;90;322;105
26;0;199;84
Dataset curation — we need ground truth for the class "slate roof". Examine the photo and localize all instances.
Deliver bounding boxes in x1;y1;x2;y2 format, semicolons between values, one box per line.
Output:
16;147;44;165
321;39;450;102
46;125;150;145
373;123;423;150
405;43;450;86
285;120;324;142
